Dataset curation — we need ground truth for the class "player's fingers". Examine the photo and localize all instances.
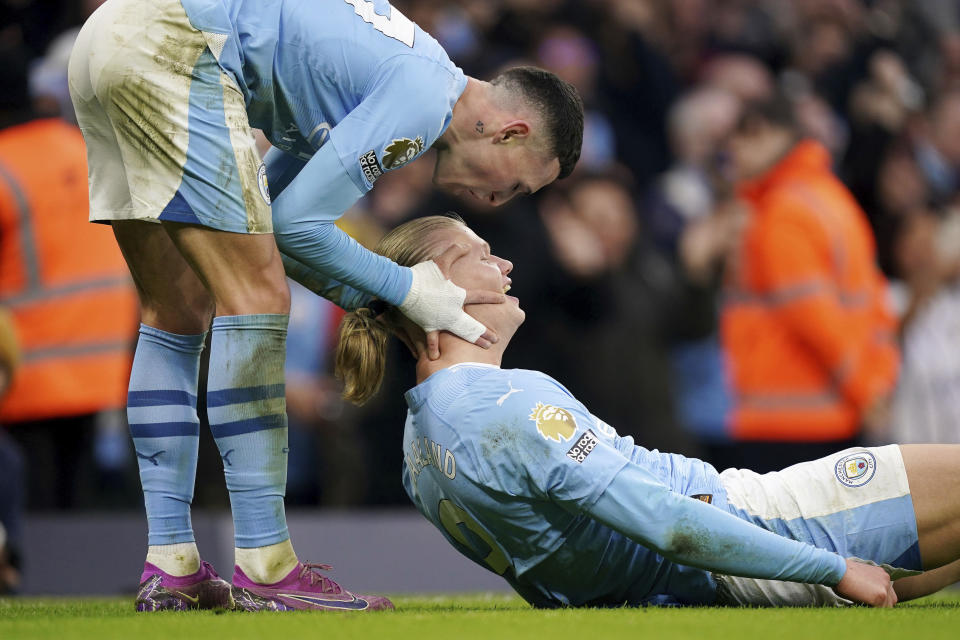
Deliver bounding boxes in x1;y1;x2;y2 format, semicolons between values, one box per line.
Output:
432;243;470;275
425;330;440;360
464;289;506;305
475;326;499;347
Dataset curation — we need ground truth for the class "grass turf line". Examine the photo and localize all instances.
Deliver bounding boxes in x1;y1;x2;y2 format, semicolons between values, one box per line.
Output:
1;591;958;640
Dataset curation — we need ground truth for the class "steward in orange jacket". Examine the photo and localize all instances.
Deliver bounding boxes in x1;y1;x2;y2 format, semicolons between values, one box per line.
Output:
721;102;898;449
0;116;138;423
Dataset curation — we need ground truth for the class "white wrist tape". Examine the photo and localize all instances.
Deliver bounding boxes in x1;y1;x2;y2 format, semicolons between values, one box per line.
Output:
399;260;486;343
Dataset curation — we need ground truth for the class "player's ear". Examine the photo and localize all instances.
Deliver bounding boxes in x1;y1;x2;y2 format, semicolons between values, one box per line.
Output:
494;120;531;144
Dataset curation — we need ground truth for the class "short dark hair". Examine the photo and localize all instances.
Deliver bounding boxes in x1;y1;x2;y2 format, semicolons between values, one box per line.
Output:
736;89;798;134
491;66;584;180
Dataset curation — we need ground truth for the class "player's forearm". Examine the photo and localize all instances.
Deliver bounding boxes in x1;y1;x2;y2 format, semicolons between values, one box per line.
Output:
268;142;413;305
275;223;411;306
280;252;370;311
588;465;846;585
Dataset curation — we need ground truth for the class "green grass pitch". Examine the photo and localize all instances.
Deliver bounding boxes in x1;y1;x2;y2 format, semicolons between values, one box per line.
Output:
2;591;959;640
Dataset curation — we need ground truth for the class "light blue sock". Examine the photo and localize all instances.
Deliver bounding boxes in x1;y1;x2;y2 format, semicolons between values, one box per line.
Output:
207;314;290;548
128;325;205;546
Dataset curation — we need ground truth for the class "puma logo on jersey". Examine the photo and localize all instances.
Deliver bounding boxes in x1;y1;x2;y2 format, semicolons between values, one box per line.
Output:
496;380;523;406
529;402;576;443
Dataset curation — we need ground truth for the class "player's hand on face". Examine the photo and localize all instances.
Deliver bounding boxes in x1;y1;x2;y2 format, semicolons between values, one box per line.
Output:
399;243;503;360
432;242;504;356
834;558;898;607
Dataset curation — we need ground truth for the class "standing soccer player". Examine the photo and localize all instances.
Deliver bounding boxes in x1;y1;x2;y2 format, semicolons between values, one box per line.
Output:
67;0;583;612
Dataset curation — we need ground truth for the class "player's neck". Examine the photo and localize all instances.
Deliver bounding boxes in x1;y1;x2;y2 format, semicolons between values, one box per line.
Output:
440;77;494;148
415;333;508;383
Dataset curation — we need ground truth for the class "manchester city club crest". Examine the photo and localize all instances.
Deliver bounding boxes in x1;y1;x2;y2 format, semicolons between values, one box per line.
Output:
529;402;576;443
382;136;424;169
834;451;877;488
257;163;271;205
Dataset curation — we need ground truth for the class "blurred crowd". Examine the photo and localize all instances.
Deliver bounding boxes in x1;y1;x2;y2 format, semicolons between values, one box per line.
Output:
3;0;960;581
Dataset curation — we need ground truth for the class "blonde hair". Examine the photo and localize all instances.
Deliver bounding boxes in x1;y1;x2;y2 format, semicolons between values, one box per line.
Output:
335;215;467;405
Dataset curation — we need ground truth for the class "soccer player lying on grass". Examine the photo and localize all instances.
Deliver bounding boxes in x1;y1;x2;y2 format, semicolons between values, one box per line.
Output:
334;214;960;608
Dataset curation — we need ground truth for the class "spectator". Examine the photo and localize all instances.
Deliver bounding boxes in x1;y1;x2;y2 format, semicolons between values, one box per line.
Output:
643;86;747;446
886;205;960;443
536;168;704;456
0;42;139;509
534;24;617;171
913;90;960;204
716;91;900;472
700;54;775;105
644;86;742;253
843;49;924;236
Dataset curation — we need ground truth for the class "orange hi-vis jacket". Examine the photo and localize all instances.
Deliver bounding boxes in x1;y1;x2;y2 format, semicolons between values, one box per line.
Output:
0;119;137;423
721;140;899;442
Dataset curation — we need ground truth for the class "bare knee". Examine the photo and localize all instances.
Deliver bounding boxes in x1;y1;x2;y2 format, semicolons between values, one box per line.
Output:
900;444;960;569
214;264;290;317
162;224;291;317
141;294;215;334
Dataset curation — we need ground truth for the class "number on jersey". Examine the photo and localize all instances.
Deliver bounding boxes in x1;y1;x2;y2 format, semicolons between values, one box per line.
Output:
438;499;511;575
343;0;415;47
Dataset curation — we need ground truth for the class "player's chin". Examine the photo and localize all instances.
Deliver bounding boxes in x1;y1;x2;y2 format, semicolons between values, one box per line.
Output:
509;299;526;323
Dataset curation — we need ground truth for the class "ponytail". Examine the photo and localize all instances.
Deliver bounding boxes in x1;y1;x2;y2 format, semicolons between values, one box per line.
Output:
335;306;389;405
334;213;468;405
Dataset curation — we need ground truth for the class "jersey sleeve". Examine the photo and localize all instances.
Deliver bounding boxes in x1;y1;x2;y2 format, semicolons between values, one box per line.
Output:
267;55;462;307
327;54;465;192
280;252;370;311
587;463;847;585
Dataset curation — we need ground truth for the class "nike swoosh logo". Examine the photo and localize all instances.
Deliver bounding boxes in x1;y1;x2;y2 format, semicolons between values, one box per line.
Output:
173;590;200;604
278;593;370;610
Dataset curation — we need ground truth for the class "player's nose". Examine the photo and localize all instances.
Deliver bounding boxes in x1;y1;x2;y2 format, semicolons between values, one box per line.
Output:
489;191;515;207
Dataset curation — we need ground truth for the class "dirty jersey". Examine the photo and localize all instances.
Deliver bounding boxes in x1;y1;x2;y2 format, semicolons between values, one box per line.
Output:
181;0;464;193
401;364;846;607
177;0;466;307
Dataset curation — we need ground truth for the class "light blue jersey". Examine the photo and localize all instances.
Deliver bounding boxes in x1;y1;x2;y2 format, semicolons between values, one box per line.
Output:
402;364;850;607
181;0;463;187
176;0;468;308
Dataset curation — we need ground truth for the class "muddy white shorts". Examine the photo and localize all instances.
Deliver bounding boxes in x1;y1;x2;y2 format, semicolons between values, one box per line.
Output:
714;444;922;606
67;0;272;233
